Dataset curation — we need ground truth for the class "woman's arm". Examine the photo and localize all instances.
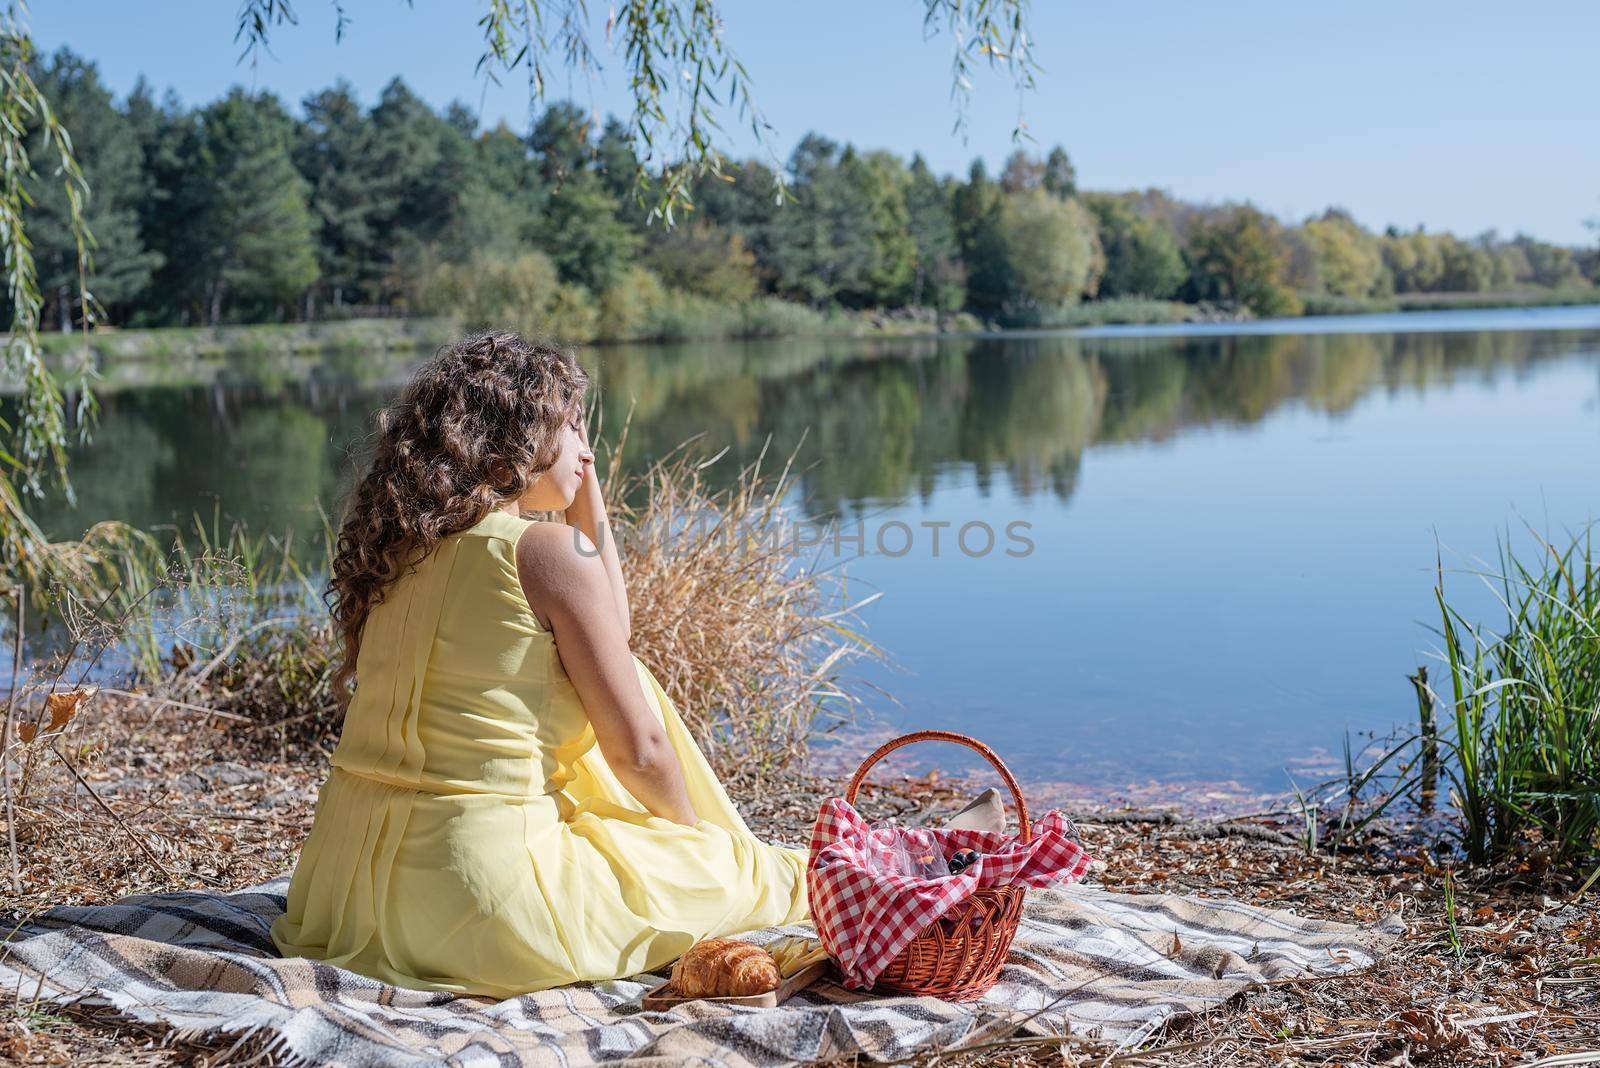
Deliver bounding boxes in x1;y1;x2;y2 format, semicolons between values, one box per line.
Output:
562;422;631;643
515;521;699;826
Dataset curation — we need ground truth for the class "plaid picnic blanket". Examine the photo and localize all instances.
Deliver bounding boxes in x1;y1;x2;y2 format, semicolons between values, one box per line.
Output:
0;876;1402;1066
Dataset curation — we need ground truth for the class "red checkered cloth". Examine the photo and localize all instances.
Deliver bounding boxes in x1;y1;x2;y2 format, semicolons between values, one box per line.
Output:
806;796;1094;990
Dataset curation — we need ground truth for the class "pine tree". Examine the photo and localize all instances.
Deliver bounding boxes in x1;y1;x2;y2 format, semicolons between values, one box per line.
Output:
463;119;547;255
951;159;1009;315
29;47;161;329
295;80;388;310
767;134;879;306
1042;147;1076;198
594;116;645;226
125;80;200;324
527;103;640;291
181;89;319;323
528;101;594;184
368;79;459;274
904;154;964;311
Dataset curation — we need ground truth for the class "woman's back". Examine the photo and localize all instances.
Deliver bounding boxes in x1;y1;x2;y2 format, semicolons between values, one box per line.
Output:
271;510;809;996
331;511;595;798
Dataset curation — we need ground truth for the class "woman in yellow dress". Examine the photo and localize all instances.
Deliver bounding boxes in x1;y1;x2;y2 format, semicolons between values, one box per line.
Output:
269;330;811;997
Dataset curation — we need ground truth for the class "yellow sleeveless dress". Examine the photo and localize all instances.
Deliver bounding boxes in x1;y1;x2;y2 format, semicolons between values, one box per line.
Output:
270;510;810;997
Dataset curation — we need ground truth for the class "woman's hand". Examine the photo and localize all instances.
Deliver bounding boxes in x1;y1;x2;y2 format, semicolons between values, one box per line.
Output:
562;412;632;642
565;415;602;513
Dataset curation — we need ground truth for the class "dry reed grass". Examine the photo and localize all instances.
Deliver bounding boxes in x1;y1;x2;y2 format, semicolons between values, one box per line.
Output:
564;399;890;784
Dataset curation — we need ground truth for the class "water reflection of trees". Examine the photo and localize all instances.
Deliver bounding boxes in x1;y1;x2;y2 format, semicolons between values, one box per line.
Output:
1094;329;1584;445
28;327;1595;539
33;382;364;543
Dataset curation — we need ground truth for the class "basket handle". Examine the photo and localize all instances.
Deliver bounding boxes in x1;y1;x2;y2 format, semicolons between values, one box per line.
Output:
843;729;1032;843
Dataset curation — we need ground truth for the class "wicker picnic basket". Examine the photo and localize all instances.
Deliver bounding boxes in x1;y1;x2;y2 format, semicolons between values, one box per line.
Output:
840;729;1032;1002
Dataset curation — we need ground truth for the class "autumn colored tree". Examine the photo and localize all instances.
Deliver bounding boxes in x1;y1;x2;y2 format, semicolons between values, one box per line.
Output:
1301;208;1384;299
995;188;1102;314
1184;204;1301;316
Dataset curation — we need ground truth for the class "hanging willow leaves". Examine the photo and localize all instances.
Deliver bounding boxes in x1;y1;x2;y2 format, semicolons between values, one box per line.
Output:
0;1;99;578
923;0;1040;142
232;0;1041;227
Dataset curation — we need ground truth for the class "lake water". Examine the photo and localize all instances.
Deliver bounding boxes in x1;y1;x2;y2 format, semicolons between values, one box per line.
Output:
32;306;1600;807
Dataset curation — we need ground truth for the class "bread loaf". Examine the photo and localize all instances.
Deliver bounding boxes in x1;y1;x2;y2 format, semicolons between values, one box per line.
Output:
670;937;781;998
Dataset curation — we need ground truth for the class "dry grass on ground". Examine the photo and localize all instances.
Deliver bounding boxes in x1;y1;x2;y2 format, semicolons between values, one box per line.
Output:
0;699;1595;1066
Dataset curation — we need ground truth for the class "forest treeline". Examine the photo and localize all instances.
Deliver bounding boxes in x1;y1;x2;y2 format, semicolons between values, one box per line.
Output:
28;47;1600;340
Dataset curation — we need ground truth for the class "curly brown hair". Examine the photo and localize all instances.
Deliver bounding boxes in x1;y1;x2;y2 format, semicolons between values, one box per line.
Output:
327;330;591;708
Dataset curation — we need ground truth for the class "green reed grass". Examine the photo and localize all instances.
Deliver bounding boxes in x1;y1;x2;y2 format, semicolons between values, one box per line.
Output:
1426;527;1600;870
1442;868;1466;960
1286;726;1423;857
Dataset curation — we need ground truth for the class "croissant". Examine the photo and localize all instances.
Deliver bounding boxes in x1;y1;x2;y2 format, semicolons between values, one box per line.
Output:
671;937;781;998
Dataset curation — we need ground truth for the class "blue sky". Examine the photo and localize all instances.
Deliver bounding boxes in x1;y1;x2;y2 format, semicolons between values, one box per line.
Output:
35;1;1600;245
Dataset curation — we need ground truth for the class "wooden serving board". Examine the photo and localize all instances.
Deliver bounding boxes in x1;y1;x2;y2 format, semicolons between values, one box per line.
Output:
640;958;830;1010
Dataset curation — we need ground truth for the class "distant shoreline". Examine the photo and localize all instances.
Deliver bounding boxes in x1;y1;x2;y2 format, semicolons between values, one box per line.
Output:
1058;300;1600;340
20;295;1600;383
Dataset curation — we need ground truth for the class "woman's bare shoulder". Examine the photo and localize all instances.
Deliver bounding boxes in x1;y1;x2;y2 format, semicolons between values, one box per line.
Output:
514;521;605;617
516;519;599;559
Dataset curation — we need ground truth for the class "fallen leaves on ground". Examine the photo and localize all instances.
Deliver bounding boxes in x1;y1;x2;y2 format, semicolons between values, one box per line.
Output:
0;699;1595;1066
